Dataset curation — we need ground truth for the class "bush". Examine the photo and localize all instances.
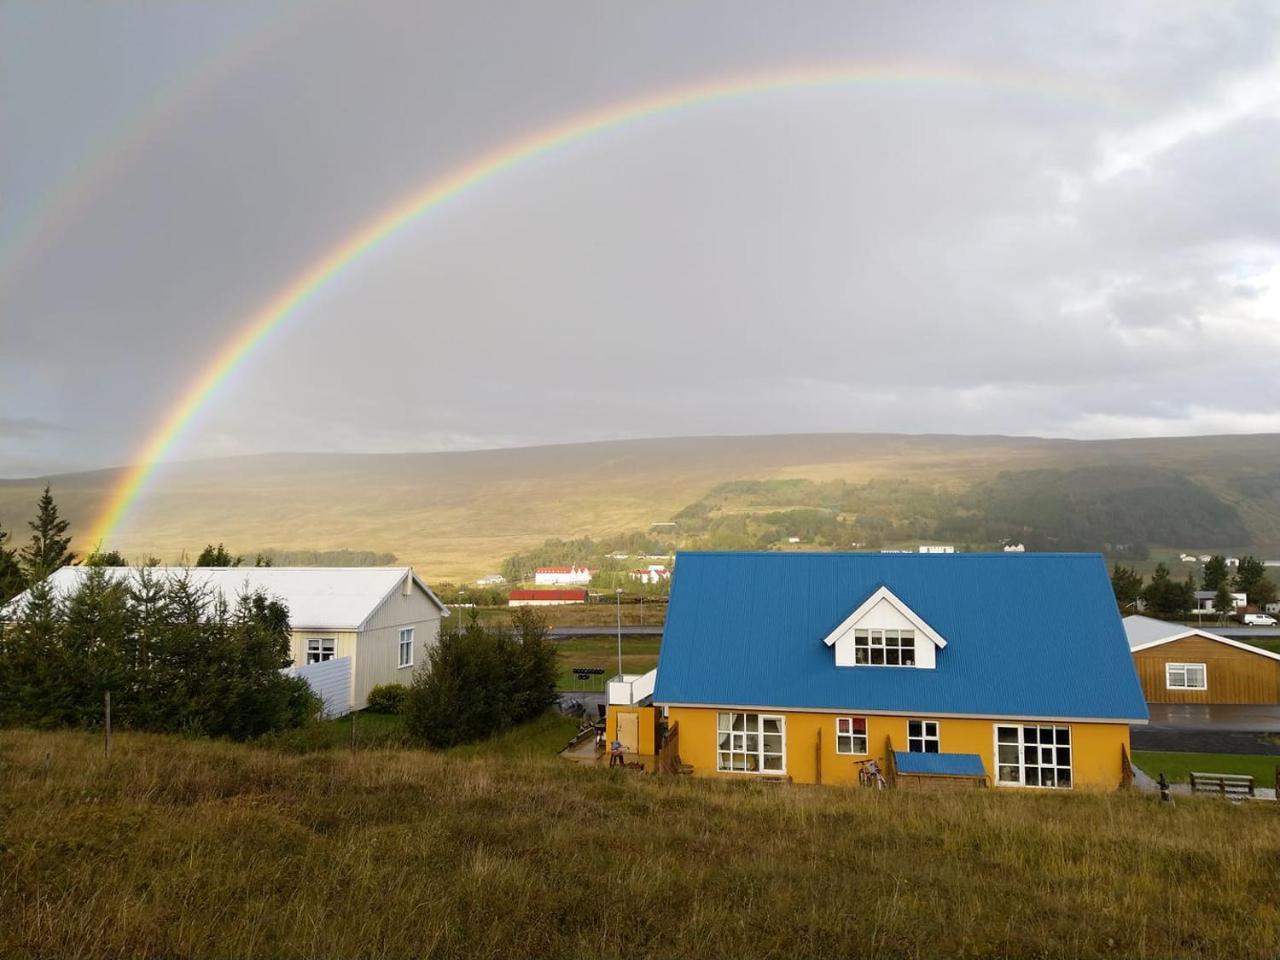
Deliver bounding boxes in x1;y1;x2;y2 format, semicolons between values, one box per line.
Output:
365;683;409;714
403;609;558;748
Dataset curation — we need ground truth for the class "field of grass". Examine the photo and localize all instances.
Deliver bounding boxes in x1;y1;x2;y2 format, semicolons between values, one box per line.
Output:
263;710;580;755
555;636;661;690
1132;750;1280;789
460;601;666;629
3;729;1280;959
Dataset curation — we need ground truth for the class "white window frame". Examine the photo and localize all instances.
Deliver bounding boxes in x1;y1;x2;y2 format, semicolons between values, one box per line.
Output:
306;637;335;665
835;716;868;755
993;724;1073;789
907;719;939;753
716;712;786;774
398;627;414;669
853;628;917;666
1165;662;1207;691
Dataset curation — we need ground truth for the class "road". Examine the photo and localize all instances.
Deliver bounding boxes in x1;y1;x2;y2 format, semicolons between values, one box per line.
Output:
548;625;664;640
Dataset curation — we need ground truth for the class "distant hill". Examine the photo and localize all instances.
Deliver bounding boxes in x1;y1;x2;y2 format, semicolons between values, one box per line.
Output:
1;433;1278;581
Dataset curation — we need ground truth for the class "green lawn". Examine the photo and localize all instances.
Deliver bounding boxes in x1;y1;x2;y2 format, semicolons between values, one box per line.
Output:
555;635;661;690
1132;750;1280;788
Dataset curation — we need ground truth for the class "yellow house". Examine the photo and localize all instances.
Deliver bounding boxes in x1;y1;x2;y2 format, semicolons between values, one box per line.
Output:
650;552;1147;790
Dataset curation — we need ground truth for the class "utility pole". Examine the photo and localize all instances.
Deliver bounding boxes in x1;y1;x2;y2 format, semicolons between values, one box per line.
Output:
615;587;623;677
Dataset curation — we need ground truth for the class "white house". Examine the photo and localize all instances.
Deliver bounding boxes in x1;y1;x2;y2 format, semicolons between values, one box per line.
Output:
5;566;447;711
534;565;592;586
918;545;955;554
628;564;670;584
476;574;506;586
1193;590;1247;614
1003;543;1026;553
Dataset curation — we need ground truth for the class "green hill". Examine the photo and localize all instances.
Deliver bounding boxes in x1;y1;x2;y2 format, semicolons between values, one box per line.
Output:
1;433;1278;580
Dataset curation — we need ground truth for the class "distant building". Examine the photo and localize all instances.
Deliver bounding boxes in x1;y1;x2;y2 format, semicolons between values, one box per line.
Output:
1124;615;1280;705
509;589;588;607
787;537;801;544
629;564;670;584
476;574;506;587
1003;544;1026;553
1199;555;1212;563
534;565;592;586
918;545;955;554
1193;590;1247;614
1226;557;1240;567
1179;554;1197;563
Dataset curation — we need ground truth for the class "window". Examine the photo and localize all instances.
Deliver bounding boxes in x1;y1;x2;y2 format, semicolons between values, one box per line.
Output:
398;628;414;669
1166;662;1206;690
306;638;335;665
853;629;916;666
716;713;785;773
907;719;939;753
995;724;1072;788
836;717;868;755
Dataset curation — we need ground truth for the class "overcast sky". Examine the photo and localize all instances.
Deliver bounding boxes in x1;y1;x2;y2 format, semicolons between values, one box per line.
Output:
2;1;1278;476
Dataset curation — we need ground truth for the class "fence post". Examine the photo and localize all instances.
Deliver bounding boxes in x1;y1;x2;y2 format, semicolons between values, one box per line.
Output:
815;728;822;785
103;690;111;757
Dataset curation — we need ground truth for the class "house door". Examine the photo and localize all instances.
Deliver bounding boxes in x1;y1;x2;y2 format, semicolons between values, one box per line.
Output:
616;711;639;752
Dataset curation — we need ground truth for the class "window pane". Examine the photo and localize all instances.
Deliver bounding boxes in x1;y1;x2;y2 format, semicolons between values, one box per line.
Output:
909;721;922;737
885;648;900;665
762;717;781;734
851;718;866;734
1023;726;1039;744
998;765;1020;783
1055;728;1070;745
837;717;850;734
870;648;884;665
1058;770;1072;788
925;722;938;737
997;727;1018;743
1025;767;1040;786
852;736;867;753
855;648;869;664
925;740;939;753
837;735;852;753
763;755;783;771
1056;747;1071;766
763;734;782;754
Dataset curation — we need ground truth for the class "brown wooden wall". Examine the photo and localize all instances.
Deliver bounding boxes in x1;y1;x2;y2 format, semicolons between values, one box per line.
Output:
1132;636;1280;704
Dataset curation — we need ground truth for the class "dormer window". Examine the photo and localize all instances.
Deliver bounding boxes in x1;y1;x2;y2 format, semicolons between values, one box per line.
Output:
854;628;916;666
823;586;945;670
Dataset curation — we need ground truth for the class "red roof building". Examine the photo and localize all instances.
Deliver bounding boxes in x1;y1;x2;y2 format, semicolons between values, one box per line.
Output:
509;589;588;606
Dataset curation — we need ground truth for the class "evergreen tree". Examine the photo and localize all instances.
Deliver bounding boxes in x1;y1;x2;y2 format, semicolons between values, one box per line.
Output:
509;607;558;722
84;548;128;567
196;543;241;567
1233;556;1270;606
19;485;75;584
1201;555;1229;592
0;517;22;603
1140;563;1193;620
1109;563;1143;613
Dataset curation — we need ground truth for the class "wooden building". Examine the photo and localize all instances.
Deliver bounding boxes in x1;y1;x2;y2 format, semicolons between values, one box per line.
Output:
1123;615;1280;704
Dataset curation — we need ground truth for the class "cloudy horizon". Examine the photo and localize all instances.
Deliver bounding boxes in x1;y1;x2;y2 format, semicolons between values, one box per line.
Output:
3;1;1279;477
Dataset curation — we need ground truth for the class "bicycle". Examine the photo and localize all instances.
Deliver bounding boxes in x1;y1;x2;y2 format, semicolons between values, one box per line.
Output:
854;758;887;790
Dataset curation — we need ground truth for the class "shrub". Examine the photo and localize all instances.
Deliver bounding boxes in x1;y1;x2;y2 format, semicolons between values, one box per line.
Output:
365;683;409;714
403;609;558;748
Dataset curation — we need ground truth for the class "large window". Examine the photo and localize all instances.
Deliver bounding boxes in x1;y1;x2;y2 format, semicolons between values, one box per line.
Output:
995;724;1072;788
1166;662;1207;691
716;713;785;773
907;719;939;753
398;628;415;669
306;638;335;665
835;717;868;755
853;629;916;666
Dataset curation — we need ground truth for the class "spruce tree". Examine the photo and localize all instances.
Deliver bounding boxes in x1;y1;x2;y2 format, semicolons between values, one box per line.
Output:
19;485;75;584
0;517;22;602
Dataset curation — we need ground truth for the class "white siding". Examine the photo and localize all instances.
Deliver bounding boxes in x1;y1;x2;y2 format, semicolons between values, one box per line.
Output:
351;574;443;708
285;656;353;717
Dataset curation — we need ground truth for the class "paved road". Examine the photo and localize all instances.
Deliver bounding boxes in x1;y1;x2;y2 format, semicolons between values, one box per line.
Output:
549;625;663;639
1132;703;1280;754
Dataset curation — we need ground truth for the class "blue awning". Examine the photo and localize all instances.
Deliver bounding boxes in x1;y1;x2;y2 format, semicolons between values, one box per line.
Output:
894;751;986;777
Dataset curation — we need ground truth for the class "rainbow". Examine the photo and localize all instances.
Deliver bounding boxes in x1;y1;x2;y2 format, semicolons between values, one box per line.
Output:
85;62;1132;549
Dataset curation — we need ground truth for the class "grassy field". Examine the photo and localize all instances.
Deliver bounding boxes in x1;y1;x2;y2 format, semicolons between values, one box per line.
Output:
555;636;661;690
1132;750;1280;788
3;729;1280;959
460;601;666;629
5;433;1280;581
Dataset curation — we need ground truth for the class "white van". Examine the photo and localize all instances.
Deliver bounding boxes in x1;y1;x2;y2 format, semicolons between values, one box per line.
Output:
1242;613;1277;626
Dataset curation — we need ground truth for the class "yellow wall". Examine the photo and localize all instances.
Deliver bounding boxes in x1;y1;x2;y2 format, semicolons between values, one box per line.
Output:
606;706;657;755
665;706;1132;790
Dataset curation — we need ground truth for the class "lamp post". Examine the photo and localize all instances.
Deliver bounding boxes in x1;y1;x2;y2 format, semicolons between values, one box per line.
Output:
616;587;623;678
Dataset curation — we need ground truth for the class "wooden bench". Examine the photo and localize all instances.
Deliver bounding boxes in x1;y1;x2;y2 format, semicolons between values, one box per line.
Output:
1189;771;1255;798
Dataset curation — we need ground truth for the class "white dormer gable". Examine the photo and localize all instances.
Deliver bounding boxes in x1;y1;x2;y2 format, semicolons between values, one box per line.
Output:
822;586;946;669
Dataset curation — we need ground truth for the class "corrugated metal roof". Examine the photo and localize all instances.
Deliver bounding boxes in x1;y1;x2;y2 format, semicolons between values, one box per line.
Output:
653;552;1147;722
893;751;986;777
4;566;445;630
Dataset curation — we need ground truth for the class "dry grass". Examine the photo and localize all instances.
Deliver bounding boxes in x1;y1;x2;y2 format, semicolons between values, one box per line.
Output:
2;729;1280;959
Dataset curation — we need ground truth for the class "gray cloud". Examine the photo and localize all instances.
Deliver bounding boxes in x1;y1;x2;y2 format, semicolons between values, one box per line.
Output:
2;0;1279;475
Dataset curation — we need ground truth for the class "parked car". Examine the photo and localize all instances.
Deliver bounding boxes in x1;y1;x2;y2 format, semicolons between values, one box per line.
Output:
1241;613;1278;626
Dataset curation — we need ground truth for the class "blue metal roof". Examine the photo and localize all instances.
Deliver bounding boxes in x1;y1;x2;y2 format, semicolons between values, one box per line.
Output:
653;552;1148;722
894;751;987;777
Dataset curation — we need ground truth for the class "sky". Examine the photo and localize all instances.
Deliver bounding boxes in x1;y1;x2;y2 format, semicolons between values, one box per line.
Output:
1;0;1278;477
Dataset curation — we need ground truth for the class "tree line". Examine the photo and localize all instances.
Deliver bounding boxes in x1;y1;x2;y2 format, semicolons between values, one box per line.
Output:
1110;555;1277;620
0;565;315;739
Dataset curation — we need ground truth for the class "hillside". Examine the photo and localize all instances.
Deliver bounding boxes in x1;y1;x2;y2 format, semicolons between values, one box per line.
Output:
3;729;1279;959
1;433;1279;581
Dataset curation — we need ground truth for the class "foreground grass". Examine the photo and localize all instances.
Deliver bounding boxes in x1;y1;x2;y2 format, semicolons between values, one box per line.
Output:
1133;750;1280;788
261;710;579;757
2;732;1279;959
